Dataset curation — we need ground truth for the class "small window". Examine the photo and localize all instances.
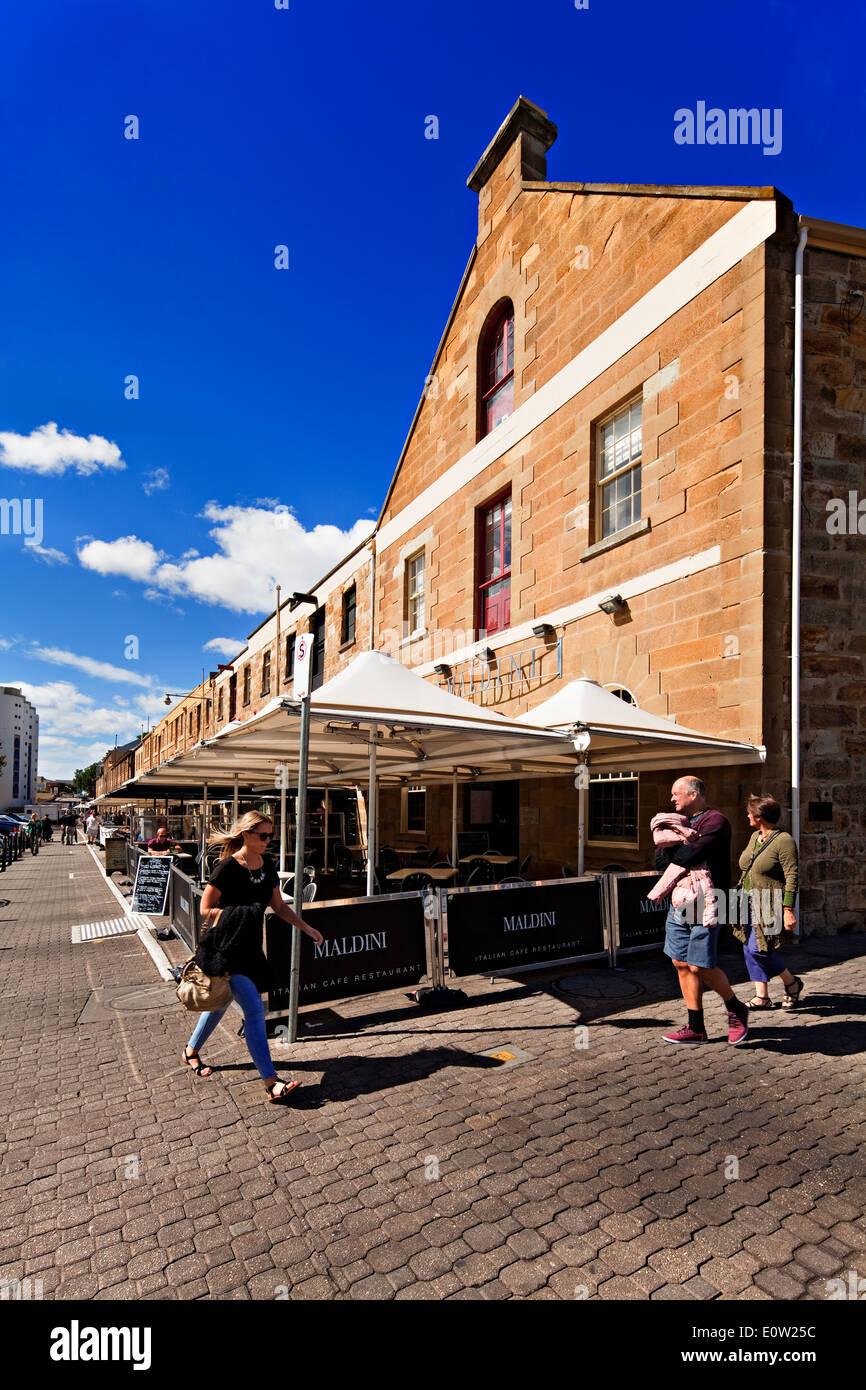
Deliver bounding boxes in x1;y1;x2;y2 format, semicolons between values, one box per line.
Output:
217;688;224;723
479;302;514;438
401;787;426;833
606;686;636;705
477;492;511;637
311;608;326;691
242;666;251;706
261;651;271;695
405;551;425;635
587;773;638;846
341;586;357;646
285;634;295;684
597;400;642;539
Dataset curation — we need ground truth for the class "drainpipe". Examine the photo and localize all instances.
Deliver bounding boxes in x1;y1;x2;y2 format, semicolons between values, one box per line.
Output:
792;223;808;861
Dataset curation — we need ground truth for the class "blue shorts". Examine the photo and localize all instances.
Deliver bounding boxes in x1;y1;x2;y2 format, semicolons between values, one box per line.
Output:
663;907;720;969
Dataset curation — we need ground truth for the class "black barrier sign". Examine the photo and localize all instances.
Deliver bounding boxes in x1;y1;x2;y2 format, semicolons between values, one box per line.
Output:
104;837;127;876
170;869;201;953
131;854;171;914
446;879;604;976
266;895;428;1010
615;873;669;948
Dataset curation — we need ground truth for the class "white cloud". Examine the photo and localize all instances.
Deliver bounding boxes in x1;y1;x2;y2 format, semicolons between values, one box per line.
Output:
0;422;125;477
13;679;149;779
0;637;13;650
142;467;170;495
27;545;70;565
203;637;245;658
77;535;162;581
28;644;157;689
81;503;373;614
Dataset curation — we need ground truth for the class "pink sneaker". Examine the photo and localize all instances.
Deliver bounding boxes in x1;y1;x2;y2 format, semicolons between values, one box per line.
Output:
662;1024;708;1044
727;1004;750;1045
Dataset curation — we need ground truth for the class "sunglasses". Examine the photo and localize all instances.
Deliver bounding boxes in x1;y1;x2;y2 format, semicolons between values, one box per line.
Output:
249;828;272;839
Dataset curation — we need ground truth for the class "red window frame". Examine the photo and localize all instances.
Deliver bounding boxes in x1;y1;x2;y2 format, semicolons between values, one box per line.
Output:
477;491;512;637
479;303;514;438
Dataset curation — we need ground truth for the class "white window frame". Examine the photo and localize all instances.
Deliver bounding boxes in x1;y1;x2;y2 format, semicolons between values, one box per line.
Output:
596;399;642;541
400;786;427;835
405;550;425;637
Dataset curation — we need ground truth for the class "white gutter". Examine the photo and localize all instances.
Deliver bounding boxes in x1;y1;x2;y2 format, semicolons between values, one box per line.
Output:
792;222;808;857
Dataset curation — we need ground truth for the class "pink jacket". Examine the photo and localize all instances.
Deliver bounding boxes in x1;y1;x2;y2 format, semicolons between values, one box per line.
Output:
646;812;718;926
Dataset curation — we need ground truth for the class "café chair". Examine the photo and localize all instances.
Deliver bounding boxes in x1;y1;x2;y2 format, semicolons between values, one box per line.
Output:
302;881;317;903
519;854;532;878
401;871;433;891
561;864;576;878
499;875;527;885
380;846;401;877
465;859;496;886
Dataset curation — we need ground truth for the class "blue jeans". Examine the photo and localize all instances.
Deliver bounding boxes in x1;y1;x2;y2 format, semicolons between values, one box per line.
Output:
186;974;275;1081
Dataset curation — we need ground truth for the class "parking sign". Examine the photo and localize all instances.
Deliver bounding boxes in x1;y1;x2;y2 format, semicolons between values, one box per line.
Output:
294;633;311;698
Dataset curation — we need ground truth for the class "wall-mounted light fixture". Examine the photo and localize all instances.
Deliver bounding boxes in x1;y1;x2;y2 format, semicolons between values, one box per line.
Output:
598;594;627;615
433;663;451;676
289;591;318;611
531;622;556;640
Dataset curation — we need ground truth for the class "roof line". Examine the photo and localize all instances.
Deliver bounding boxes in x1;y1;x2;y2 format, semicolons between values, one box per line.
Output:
376;244;477;527
521;181;781;200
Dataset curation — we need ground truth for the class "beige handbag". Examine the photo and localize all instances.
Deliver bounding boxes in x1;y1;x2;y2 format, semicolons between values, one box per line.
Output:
176;908;232;1011
175;958;232;1012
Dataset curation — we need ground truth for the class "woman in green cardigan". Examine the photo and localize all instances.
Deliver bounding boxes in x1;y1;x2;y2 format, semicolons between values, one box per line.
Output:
734;794;803;1009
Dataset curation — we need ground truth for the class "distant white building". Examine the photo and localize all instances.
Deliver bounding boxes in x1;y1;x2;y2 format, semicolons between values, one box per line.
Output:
0;686;39;809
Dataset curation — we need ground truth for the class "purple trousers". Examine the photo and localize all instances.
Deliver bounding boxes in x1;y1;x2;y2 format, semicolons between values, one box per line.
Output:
743;927;787;983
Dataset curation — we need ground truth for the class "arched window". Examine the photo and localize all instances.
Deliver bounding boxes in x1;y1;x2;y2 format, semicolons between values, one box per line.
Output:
479;302;514;437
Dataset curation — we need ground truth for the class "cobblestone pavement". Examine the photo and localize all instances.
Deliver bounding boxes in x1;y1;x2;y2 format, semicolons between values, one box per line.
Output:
0;841;864;1302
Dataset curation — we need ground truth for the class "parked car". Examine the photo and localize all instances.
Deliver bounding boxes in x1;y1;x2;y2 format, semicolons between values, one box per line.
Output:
0;816;25;834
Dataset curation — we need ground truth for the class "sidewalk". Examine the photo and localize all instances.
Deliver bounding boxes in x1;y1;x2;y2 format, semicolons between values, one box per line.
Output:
0;839;864;1301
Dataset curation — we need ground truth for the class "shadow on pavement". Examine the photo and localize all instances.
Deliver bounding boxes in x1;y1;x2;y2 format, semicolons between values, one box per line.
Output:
216;1046;508;1105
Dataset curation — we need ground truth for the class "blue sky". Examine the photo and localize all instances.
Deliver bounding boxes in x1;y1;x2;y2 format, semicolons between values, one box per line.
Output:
2;0;864;778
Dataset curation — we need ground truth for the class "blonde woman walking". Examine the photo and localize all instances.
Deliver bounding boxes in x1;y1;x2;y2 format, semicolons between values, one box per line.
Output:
182;812;323;1103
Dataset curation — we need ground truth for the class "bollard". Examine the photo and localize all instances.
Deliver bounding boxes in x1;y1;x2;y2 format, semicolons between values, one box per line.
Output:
1;837;6;871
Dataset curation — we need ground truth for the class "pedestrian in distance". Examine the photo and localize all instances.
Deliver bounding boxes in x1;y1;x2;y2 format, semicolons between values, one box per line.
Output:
26;813;42;855
733;794;803;1010
656;776;751;1045
42;817;53;843
182;812;325;1104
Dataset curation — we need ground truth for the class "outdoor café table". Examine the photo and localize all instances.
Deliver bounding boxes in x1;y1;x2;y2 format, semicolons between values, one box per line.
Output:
457;853;517;867
386;866;457;885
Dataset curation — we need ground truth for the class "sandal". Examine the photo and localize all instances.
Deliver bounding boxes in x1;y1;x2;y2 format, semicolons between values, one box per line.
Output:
182;1047;212;1077
747;996;776;1010
782;976;804;1009
265;1079;300;1104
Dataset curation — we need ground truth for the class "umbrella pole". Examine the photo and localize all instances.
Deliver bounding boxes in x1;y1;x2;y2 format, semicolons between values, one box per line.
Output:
578;782;585;876
288;693;311;1044
201;783;208;875
366;724;377;897
451;769;458;869
323;788;330;873
232;774;239;824
279;775;287;876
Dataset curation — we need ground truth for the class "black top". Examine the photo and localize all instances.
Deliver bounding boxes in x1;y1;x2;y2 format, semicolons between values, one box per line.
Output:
208;853;279;907
198;854;280;992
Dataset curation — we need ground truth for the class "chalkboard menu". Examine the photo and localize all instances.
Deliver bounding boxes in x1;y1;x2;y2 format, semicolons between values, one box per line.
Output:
131;854;172;914
267;894;429;1011
445;878;605;977
612;872;669;951
104;837;128;876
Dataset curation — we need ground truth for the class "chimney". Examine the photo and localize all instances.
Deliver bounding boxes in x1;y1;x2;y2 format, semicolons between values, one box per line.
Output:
467;96;558;239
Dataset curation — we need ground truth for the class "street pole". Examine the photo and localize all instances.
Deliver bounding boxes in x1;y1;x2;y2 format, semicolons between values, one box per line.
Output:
287;692;310;1044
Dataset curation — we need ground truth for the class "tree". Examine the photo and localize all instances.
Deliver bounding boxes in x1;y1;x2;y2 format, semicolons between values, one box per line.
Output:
73;762;101;794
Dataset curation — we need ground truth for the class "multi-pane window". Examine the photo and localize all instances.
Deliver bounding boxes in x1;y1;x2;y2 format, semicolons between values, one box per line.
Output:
242;666;251;705
217;688;224;723
341;586;356;646
311;608;326;691
402;788;426;833
478;493;511;636
480;304;514;437
588;774;638;844
285;634;295;684
598;400;642;539
261;651;271;695
406;551;425;634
